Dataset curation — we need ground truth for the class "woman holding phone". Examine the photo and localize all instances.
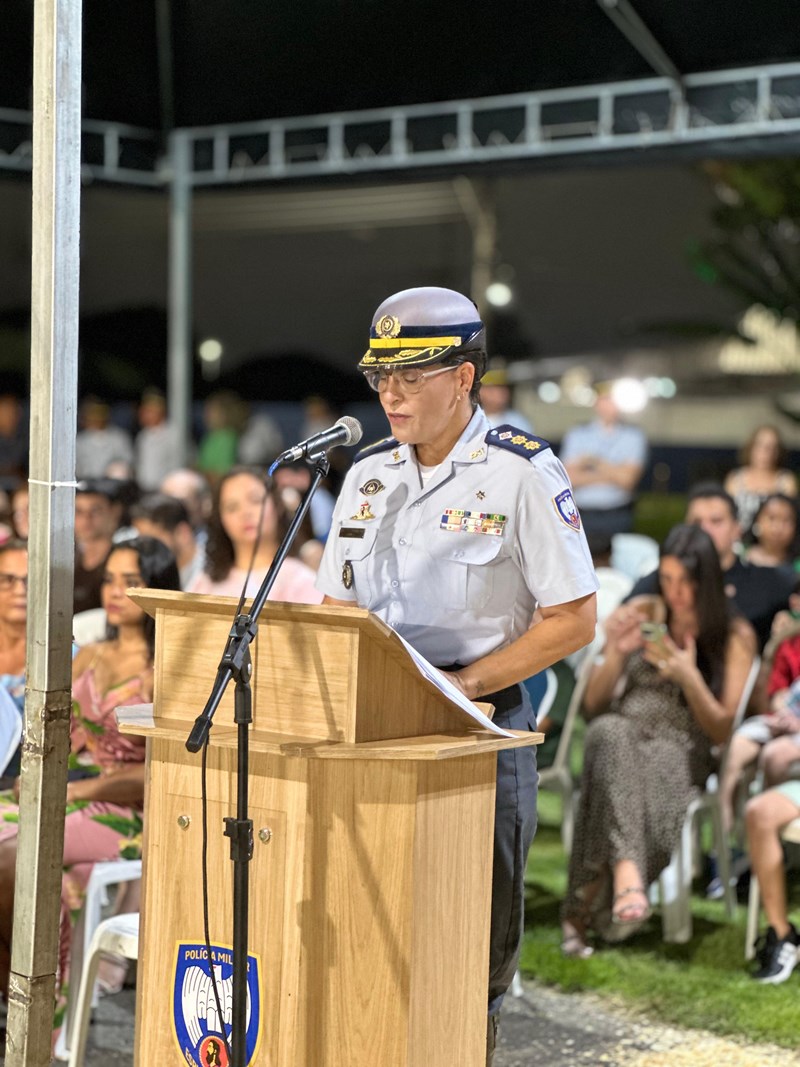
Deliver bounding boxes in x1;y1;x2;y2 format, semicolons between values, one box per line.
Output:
560;523;756;956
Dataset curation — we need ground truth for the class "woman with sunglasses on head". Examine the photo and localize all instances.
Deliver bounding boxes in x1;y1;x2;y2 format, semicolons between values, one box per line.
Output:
315;287;598;1065
187;467;322;603
0;536;180;1030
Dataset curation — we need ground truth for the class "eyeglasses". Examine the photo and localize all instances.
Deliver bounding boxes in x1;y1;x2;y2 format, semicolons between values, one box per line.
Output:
363;364;459;394
0;573;28;591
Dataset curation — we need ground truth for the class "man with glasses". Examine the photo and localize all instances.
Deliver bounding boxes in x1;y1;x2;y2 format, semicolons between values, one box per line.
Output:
316;286;598;1065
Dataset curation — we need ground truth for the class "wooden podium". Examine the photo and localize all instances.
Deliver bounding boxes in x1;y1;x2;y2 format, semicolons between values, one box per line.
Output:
122;590;540;1067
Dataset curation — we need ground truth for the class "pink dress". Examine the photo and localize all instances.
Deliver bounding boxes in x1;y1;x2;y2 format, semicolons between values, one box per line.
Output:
0;662;149;1023
188;556;323;603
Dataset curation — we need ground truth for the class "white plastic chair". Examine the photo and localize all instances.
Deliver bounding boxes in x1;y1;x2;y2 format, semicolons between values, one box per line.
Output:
654;655;761;943
537;650;599;855
744;816;800;960
66;912;140;1067
54;859;142;1060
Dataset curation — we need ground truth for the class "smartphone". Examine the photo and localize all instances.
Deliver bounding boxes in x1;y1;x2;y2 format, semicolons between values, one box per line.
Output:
640;621;667;644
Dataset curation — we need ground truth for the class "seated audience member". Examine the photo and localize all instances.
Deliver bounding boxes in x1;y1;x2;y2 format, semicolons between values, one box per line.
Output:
187;467;322;603
0;540;27;780
272;460;336;543
131;493;205;590
75;396;134;480
160;468;212;538
720;625;800;838
479;364;534;432
560;524;756;957
134;388;184;491
196;391;247;485
0;395;28;482
0;536;180;1018
627;483;794;651
559;385;647;538
725;424;798;534
73;479;124;615
745;781;800;983
744;493;799;570
10;484;28;540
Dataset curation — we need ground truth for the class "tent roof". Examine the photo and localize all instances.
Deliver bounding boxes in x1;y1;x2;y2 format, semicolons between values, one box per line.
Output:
2;0;798;130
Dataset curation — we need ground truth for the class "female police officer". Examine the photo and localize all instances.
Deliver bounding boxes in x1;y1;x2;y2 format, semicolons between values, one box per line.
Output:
316;286;598;1065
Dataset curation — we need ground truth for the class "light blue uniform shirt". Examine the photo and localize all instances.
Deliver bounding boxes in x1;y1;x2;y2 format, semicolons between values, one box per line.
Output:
316;409;598;666
558;419;647;510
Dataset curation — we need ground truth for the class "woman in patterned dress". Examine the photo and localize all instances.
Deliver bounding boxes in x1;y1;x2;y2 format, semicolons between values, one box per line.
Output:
561;524;756;956
0;535;179;1022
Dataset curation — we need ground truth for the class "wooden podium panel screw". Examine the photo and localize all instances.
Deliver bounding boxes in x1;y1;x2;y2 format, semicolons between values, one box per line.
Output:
258;827;272;843
177;814;191;829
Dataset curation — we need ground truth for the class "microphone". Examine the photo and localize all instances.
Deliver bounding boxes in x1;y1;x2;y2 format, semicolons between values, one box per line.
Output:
276;416;363;464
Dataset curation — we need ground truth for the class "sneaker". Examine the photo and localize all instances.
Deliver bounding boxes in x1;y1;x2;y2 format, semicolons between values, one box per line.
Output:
752;924;800;984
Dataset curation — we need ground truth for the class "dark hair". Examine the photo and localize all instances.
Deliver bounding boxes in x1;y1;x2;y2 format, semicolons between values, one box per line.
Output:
443;350;488;406
104;536;181;656
686;482;738;523
204;467;291;583
0;538;27;560
739;424;788;469
746;492;800;555
131;493;191;533
658;523;732;697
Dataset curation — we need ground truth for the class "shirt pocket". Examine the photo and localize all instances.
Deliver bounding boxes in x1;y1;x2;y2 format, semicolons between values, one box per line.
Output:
425;530;504;611
335;524;379;603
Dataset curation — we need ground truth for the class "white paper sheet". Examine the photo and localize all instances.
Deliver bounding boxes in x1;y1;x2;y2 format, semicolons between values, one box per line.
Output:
393;632;515;738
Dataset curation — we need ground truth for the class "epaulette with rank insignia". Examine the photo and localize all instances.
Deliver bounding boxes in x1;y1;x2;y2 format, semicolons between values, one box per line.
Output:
354;436;399;463
485;424;551;460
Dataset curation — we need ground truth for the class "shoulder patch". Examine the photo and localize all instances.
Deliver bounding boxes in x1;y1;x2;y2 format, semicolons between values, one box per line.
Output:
485;424;551;460
354;436;399;463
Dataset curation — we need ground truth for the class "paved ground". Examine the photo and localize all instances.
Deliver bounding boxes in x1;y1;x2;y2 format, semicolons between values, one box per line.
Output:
0;975;794;1067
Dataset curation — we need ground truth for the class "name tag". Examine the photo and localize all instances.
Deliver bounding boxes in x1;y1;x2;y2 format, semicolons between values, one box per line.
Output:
440;509;506;535
339;527;366;539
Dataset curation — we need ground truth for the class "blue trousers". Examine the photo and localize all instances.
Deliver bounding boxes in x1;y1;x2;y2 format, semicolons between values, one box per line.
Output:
487;686;539;1014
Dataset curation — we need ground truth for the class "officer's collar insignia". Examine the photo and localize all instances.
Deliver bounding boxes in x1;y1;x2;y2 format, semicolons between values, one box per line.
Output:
351;501;376;521
469;447;485;459
486;424;551;461
392;449;402;462
358;478;385;496
354;436;399;463
342;561;354;589
553;488;582;531
476;490;486;500
375;314;402;338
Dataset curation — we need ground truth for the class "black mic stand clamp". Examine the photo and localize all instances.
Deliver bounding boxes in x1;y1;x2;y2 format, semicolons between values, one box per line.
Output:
185;453;330;1067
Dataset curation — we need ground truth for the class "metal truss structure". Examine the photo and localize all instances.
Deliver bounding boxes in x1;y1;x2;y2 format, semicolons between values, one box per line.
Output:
2;62;800;189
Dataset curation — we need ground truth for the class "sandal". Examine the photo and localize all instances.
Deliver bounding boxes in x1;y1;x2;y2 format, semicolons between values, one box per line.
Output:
561;933;594;958
611;886;651;926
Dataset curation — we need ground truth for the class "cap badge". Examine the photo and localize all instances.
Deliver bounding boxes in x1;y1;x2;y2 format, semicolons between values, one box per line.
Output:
375;314;402;338
358;478;385;496
342;561;354;589
351;501;376;521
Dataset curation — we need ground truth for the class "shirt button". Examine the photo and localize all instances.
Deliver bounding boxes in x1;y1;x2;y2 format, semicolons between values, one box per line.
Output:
398;538;407;546
391;580;399;588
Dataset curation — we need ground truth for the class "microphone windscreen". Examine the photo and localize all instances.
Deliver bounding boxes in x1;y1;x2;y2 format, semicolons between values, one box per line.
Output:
337;415;363;446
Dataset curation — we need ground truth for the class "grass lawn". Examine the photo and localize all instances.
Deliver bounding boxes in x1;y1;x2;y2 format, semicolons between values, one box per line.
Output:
521;790;800;1049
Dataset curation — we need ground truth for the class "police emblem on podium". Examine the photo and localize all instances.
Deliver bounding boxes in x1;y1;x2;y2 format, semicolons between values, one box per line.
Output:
172;942;262;1066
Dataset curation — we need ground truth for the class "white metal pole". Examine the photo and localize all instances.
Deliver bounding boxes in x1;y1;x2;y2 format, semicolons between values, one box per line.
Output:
6;0;81;1061
167;130;193;465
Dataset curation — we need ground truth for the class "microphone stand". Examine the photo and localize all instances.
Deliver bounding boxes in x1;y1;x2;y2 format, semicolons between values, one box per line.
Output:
185;453;330;1067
